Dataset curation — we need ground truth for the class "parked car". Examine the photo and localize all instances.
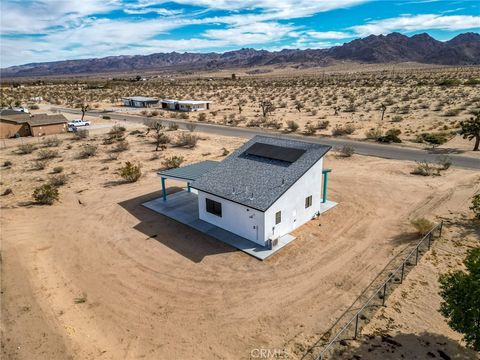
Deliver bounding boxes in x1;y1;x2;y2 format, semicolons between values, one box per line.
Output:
68;119;91;127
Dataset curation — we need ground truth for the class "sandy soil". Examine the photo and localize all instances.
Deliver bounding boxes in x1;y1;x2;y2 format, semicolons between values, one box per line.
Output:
338;182;480;360
1;128;479;359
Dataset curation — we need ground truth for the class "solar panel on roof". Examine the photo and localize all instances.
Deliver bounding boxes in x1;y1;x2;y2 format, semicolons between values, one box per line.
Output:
244;142;306;163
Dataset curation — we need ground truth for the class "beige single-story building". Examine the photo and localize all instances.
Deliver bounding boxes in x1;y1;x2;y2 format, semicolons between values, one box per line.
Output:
0;110;68;139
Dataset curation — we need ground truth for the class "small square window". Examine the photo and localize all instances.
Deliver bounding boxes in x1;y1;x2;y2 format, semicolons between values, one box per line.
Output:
305;195;313;208
206;198;222;217
275;211;281;225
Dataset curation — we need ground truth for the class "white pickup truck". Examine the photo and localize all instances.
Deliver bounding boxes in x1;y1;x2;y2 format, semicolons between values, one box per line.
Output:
68;119;91;127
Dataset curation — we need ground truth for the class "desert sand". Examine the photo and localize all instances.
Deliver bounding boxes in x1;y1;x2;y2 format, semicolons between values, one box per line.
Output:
339;180;480;360
1;124;479;359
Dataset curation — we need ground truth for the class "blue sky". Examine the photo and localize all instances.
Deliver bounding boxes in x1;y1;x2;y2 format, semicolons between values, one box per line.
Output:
1;0;479;67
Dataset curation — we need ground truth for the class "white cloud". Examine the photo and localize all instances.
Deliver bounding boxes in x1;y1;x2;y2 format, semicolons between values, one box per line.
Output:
305;31;353;39
350;14;480;36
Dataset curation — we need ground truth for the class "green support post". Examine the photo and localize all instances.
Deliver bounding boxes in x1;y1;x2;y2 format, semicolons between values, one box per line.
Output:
322;169;331;203
161;177;167;201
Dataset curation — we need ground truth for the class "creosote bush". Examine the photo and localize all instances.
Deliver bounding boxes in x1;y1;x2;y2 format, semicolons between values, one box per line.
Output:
52;166;64;173
377;129;402;143
163;155;184;169
77;144;98;158
118;162;142;183
32;160;48;171
73;129;89;140
32;184;59;205
173;132;198;148
49;174;68;187
411;217;434;236
37;149;58;160
332;124;355;136
416;132;449;146
17;143;36;154
42;137;62;147
339;145;355;157
411;161;437;176
112;140;129;152
286;120;299;132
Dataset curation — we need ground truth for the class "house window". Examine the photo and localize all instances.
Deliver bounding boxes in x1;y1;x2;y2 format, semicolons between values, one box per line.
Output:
305;195;313;208
275;211;281;225
206;198;222;217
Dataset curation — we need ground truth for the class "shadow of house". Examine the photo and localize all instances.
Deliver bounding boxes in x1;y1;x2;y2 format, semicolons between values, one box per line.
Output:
118;188;238;263
335;332;477;360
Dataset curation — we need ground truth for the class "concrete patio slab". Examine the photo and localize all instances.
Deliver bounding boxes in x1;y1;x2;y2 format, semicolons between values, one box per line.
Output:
142;191;297;260
319;200;337;213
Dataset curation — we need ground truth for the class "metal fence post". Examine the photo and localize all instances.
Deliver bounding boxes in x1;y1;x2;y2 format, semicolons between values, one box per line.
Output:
400;262;405;283
382;283;387;306
415;246;419;265
439;221;443;238
428;232;432;249
354;313;359;339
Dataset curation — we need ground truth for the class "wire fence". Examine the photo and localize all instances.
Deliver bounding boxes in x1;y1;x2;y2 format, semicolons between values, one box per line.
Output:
301;221;444;360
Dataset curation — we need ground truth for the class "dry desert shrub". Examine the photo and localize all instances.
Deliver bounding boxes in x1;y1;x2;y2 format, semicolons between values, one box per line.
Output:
17;143;36;154
31;159;48;171
73;129;89;140
173;132;198;148
77;144;98;159
118;162;141;183
411;218;434;236
32;184;59;205
37;149;58;160
162;155;184;169
42;137;62;147
332;124;355;136
339;145;355;157
49;174;68;187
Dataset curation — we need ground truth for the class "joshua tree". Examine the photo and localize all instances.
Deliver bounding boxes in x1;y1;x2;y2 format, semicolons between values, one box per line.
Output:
380;103;387;122
294;100;304;112
80;104;89;120
145;120;169;151
260;99;275;117
238;99;246;114
459;112;480;151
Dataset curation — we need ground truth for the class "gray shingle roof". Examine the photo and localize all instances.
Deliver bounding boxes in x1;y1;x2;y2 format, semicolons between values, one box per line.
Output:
191;135;331;212
158;160;219;181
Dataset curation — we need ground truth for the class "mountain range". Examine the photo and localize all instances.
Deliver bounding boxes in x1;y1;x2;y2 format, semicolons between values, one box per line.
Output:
2;32;480;78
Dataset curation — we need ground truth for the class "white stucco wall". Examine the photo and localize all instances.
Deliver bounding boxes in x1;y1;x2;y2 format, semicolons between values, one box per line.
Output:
263;158;324;241
197;191;266;246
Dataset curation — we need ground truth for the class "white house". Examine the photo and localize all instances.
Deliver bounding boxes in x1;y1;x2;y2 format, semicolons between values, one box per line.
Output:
122;96;159;108
160;99;210;112
156;136;334;251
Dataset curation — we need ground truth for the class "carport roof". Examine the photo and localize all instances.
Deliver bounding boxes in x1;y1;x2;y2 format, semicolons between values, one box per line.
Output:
158;160;219;181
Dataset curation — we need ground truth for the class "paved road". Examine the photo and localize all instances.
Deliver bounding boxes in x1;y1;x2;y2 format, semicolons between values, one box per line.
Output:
57;108;480;170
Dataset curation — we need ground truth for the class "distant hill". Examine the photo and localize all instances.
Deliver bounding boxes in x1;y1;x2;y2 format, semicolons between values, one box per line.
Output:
2;32;479;78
